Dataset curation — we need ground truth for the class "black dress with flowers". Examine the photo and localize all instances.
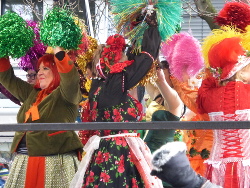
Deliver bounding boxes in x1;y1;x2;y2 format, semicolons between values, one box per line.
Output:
82;27;161;188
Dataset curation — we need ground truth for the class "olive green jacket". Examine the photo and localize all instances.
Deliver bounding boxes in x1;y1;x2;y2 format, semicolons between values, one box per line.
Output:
0;54;83;156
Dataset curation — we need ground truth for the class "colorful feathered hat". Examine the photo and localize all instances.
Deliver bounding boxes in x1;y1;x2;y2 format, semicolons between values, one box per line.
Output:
161;32;204;81
201;2;250;81
202;26;250;81
202;26;242;68
97;34;134;77
215;1;250;32
208;37;250;80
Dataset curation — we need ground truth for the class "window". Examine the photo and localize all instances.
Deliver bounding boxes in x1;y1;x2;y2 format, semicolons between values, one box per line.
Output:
181;0;225;41
1;0;43;21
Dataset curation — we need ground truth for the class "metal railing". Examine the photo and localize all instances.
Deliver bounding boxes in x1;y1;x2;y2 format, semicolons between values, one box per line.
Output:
0;121;250;132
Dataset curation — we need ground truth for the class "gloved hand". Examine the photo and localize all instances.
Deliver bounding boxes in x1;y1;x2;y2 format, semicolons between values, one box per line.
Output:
141;5;157;27
145;10;157;27
151;142;205;188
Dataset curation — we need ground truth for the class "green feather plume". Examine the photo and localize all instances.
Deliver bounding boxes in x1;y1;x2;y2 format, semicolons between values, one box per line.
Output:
156;0;183;40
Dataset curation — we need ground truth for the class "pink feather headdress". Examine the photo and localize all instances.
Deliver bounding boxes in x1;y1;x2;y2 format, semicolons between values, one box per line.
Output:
161;32;204;81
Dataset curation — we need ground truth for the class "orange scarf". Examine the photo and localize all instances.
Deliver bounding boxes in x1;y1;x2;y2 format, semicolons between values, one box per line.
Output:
24;90;48;123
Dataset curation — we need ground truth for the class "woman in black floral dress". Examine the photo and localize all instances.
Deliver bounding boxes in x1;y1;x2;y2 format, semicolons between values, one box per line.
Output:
71;13;162;188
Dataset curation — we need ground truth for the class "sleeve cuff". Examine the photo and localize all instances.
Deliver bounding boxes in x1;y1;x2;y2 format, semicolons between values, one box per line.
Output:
54;52;74;73
0;57;11;72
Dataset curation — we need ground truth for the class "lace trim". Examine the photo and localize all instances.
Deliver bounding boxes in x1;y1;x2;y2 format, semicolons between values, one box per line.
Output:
205;158;250;168
242;158;250;166
208;109;250;121
101;133;138;139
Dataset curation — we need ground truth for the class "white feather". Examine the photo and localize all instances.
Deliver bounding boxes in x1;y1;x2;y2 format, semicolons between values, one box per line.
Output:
151;141;187;171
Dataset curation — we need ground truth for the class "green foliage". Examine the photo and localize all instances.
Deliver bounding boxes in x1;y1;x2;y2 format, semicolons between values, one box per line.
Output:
189;147;210;159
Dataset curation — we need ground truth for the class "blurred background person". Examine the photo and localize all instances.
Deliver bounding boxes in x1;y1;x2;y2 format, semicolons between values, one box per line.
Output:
25;68;37;85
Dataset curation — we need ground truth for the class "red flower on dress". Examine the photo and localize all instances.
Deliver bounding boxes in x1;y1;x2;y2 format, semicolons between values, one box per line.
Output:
117;155;125;173
113;108;120;115
103;152;110;161
103;130;111;136
85;171;95;185
127;108;137;118
90;109;98;121
104;110;110;119
112;108;123;122
100;172;110;183
128;152;131;160
113;137;127;147
95;151;104;164
132;178;139;188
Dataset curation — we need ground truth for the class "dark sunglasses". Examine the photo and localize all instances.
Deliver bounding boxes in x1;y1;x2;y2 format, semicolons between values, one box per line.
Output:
26;73;37;80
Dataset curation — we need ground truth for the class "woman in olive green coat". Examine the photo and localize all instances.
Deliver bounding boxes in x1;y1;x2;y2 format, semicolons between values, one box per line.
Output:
0;47;83;188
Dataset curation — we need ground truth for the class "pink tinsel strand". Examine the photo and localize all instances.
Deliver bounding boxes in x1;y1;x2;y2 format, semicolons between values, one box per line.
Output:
18;20;47;71
161;32;204;81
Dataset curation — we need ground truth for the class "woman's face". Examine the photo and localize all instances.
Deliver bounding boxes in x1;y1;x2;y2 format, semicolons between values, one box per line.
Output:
26;69;37;85
244;65;250;84
37;62;54;89
237;64;250;84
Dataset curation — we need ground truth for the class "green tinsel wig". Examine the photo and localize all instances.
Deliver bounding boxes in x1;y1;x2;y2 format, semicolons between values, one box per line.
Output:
0;11;34;58
40;7;82;50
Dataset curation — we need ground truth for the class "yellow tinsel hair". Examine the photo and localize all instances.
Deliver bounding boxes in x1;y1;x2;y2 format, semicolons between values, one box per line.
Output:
76;36;98;74
241;25;250;52
131;59;158;89
202;26;242;67
74;17;88;33
84;78;92;92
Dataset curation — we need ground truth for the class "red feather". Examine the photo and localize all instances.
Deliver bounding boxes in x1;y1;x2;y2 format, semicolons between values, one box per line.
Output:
215;2;250;32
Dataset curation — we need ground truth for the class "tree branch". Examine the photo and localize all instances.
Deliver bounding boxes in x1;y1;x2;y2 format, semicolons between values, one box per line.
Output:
193;0;220;30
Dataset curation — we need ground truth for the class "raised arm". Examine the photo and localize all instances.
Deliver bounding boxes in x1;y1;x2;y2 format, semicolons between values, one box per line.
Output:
53;47;81;105
125;26;161;89
156;67;183;117
0;57;33;102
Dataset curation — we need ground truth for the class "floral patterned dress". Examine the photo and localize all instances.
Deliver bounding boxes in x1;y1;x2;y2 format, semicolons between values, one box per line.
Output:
74;27;162;188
